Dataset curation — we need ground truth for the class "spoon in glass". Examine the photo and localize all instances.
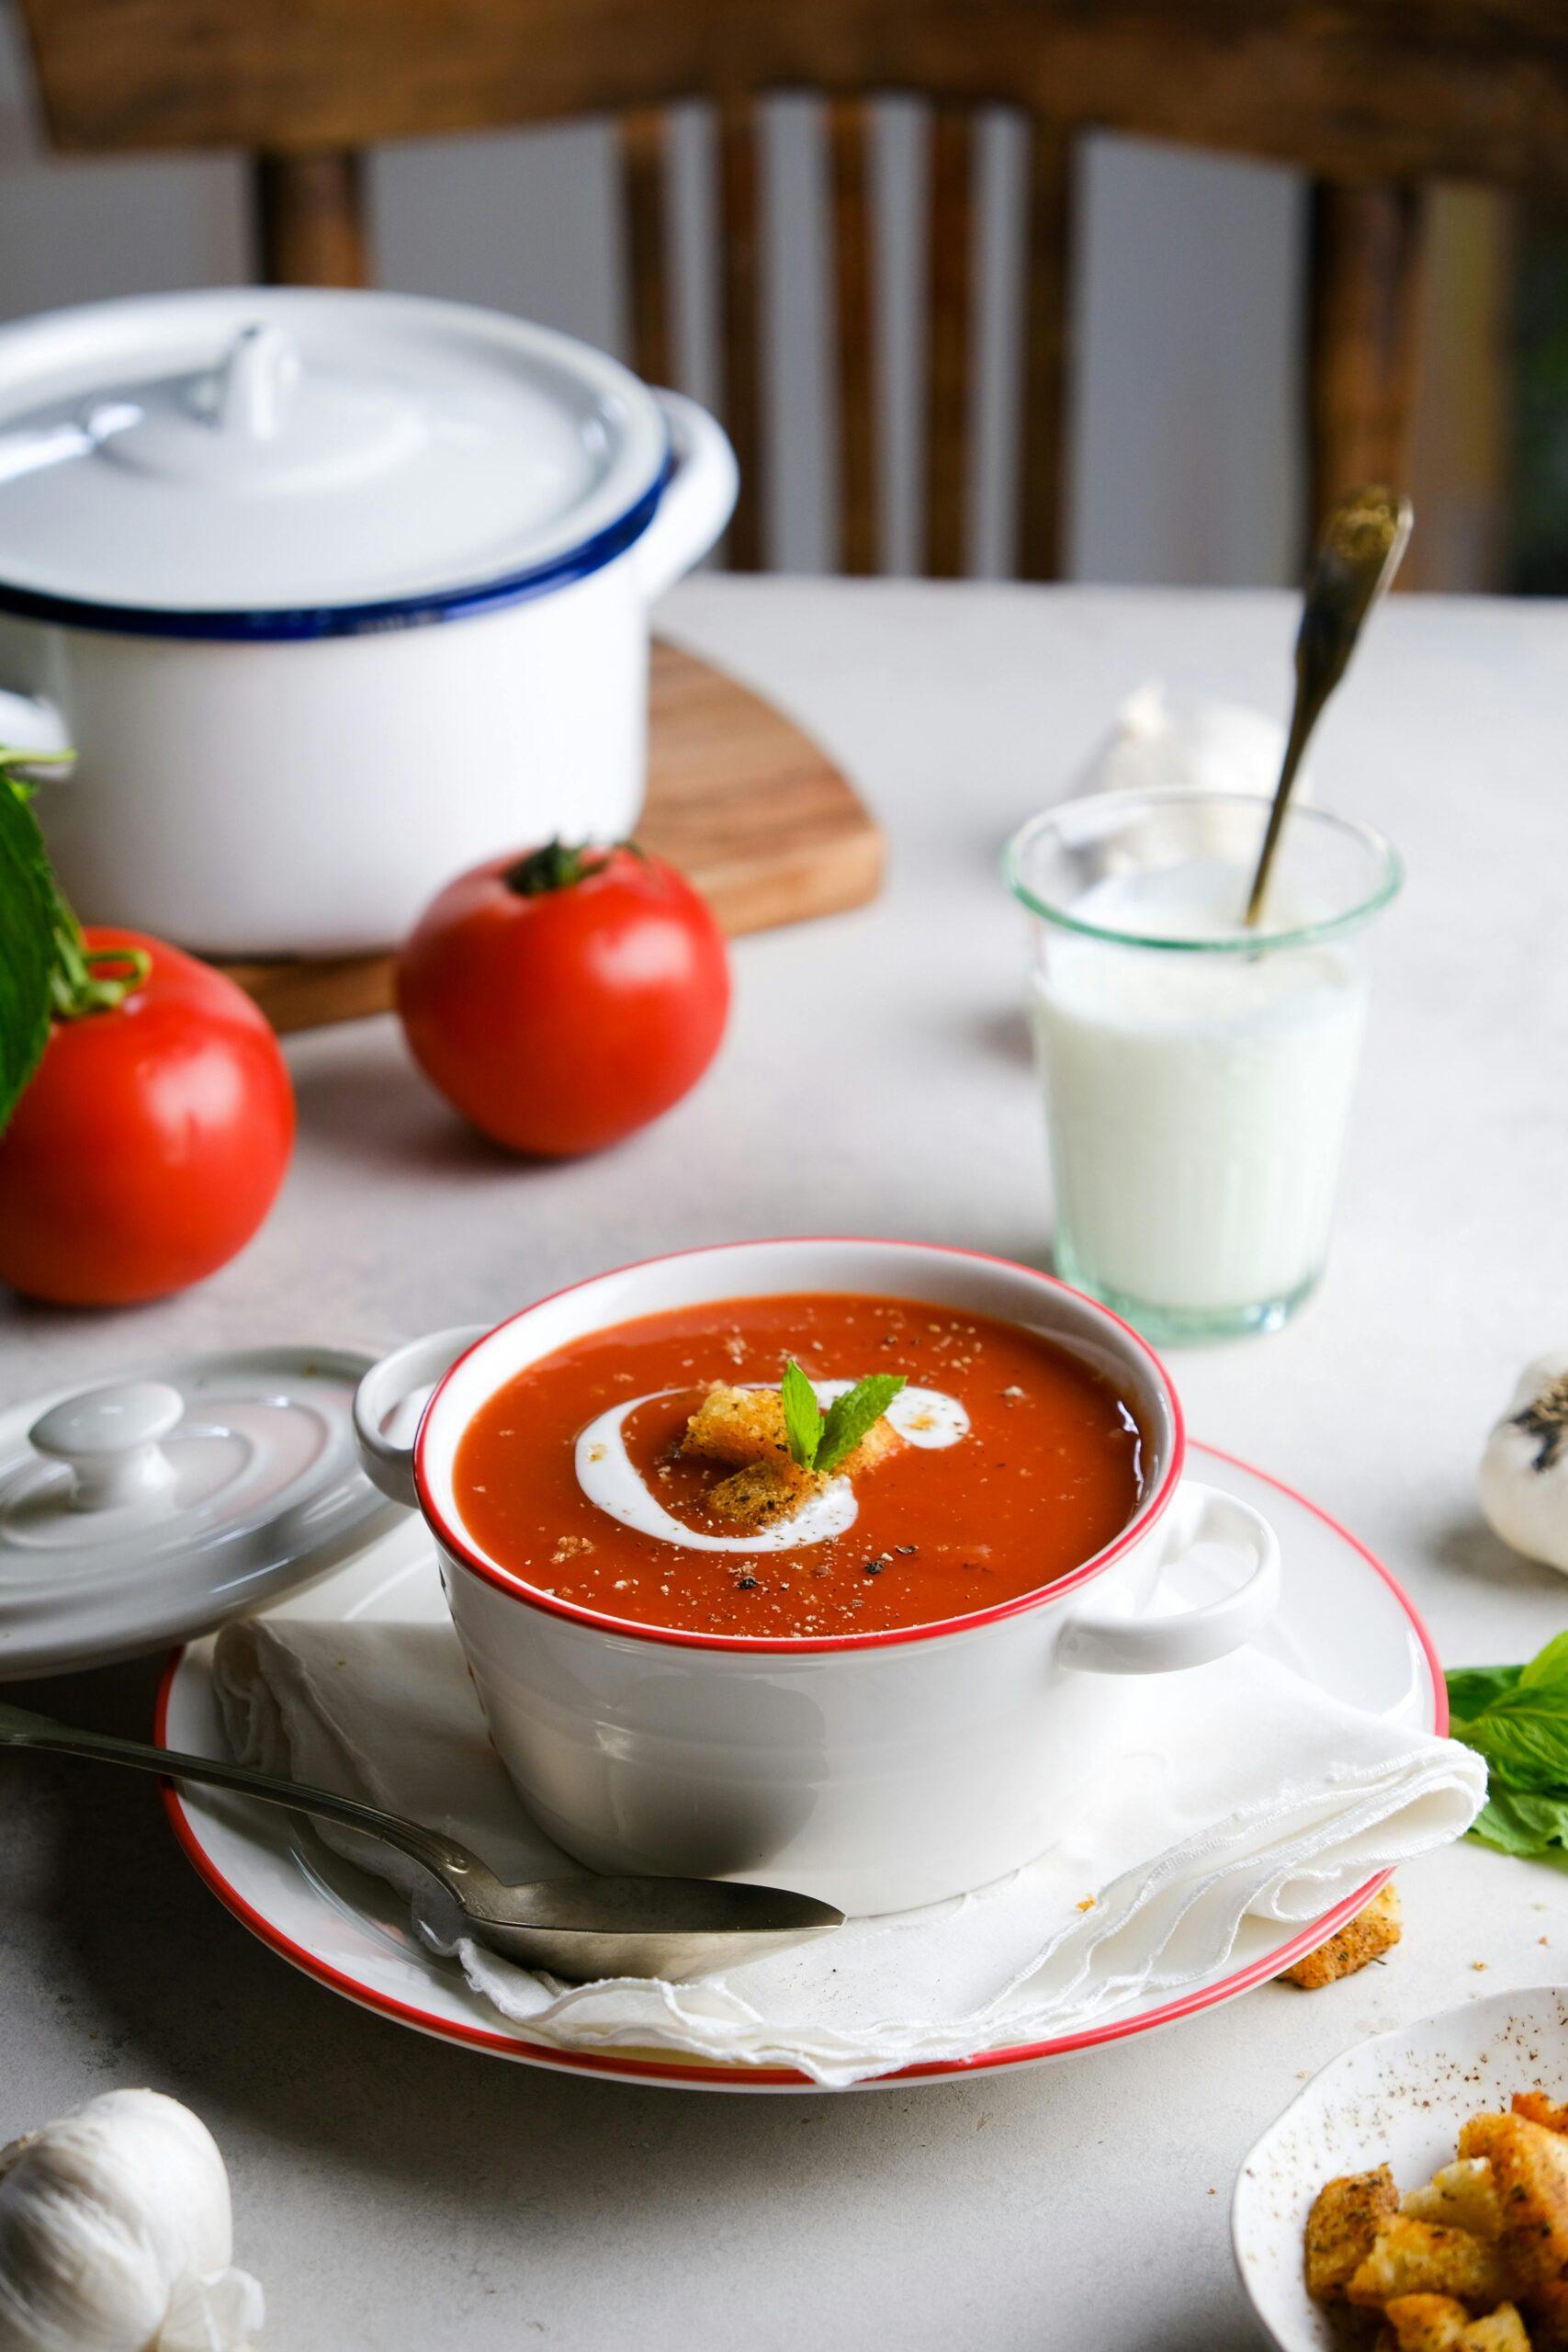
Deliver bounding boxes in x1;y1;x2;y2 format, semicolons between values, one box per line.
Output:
0;1701;843;1984
1244;484;1413;928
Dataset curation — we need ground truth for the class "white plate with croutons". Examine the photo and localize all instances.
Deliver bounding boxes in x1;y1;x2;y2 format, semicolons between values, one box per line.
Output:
1234;1986;1568;2349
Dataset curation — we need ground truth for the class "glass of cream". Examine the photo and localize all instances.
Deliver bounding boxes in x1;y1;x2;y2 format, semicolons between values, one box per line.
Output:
1004;788;1402;1342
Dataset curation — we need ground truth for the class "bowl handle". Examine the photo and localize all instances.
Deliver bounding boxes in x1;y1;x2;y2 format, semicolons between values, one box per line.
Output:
353;1326;488;1508
1059;1482;1281;1675
633;391;739;604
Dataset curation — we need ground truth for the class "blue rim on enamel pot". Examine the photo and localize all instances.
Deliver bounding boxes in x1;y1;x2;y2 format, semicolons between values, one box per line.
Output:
0;287;680;639
0;467;672;640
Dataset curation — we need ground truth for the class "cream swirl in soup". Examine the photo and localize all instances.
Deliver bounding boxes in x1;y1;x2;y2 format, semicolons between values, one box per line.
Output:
574;1380;968;1552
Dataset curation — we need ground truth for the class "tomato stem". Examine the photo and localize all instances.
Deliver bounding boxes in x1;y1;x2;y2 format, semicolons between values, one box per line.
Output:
49;929;151;1020
504;838;637;897
2;748;149;1021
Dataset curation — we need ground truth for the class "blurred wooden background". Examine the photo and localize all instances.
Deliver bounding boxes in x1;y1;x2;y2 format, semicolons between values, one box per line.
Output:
0;0;1559;592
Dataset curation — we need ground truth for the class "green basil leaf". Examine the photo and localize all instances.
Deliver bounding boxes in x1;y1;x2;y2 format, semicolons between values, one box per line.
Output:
1467;1784;1568;1859
1450;1684;1568;1793
1446;1633;1568;1859
780;1359;823;1471
817;1374;907;1477
0;771;57;1136
1446;1662;1521;1729
1517;1630;1568;1690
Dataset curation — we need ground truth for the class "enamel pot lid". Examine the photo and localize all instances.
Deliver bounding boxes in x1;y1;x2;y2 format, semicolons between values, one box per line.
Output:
0;288;671;639
0;1345;430;1678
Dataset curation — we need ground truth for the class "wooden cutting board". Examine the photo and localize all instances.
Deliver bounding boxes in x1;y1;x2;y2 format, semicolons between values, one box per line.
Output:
218;640;883;1034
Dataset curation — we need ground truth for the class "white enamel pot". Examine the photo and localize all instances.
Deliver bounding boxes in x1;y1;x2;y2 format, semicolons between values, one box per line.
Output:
0;288;737;956
353;1239;1281;1916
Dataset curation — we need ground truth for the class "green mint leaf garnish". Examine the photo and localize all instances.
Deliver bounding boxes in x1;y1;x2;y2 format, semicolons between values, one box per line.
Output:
817;1374;907;1477
780;1359;823;1471
1446;1630;1568;1857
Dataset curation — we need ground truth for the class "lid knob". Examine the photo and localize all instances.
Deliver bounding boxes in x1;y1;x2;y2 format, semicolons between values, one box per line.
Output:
217;323;300;442
29;1381;184;1513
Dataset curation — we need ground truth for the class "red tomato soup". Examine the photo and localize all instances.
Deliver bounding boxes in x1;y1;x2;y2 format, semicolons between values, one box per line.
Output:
453;1292;1147;1638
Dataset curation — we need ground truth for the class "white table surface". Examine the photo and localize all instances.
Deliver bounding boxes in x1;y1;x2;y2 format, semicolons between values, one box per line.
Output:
4;577;1567;2351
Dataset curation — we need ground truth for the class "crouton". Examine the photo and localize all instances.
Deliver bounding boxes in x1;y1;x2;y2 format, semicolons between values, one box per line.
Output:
1404;2161;1505;2243
1306;2165;1400;2301
1463;2311;1532;2352
1385;2297;1530;2352
684;1385;797;1472
1347;2218;1513;2312
707;1457;819;1527
687;1386;819;1526
1515;2093;1568;2137
1455;2112;1568;2346
686;1381;902;1527
1383;2297;1478;2352
1461;2117;1515;2164
1281;1883;1403;1988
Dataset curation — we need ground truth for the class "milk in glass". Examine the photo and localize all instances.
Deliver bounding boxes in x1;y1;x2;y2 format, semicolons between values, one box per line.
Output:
1030;861;1367;1323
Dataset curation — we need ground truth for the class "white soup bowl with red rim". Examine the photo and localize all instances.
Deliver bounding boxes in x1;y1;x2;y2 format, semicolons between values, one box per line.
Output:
353;1238;1280;1916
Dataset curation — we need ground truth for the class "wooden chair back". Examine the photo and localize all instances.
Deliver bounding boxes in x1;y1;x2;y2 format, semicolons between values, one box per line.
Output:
15;0;1566;578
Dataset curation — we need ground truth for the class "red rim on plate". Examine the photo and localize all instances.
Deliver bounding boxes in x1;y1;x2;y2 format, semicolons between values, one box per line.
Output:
155;1441;1447;2093
413;1235;1189;1655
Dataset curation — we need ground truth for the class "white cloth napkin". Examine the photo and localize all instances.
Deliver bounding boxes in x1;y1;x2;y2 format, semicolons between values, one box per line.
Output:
211;1594;1483;2090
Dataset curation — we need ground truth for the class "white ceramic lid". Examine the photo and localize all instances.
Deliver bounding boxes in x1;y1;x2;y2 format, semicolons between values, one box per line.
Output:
0;1344;427;1678
0;288;669;629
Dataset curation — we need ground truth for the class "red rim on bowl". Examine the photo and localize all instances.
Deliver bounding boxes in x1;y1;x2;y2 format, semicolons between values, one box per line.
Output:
154;1442;1448;2092
411;1236;1189;1655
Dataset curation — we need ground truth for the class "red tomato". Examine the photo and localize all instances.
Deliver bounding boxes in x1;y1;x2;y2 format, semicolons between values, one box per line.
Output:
0;928;295;1306
397;842;730;1157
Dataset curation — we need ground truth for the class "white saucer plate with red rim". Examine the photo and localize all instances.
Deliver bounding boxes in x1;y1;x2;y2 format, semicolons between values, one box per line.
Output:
158;1441;1445;2094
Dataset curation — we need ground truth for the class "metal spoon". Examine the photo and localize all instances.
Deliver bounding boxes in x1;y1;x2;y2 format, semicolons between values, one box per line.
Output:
1244;484;1413;928
0;1701;842;1984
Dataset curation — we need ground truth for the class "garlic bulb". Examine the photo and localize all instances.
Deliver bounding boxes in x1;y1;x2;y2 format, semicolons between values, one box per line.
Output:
1073;680;1302;802
1070;681;1310;874
1478;1353;1568;1573
0;2090;263;2352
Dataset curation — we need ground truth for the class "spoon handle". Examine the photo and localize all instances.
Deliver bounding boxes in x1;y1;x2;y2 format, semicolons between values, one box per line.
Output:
1245;485;1412;928
1243;673;1330;931
0;1699;494;1902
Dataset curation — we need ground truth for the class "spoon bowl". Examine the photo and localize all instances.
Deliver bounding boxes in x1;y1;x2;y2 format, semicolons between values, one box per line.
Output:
452;1871;844;1981
0;1701;843;1984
